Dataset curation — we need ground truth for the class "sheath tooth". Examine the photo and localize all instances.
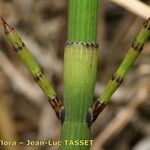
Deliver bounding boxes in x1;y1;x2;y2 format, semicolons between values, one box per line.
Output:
65;41;99;48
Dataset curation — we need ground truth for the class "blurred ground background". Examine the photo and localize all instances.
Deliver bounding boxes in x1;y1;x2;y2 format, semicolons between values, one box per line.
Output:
0;0;150;150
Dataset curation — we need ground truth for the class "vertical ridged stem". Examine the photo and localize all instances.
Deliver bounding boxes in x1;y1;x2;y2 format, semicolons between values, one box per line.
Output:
91;18;150;123
61;43;98;150
61;0;99;149
68;0;99;42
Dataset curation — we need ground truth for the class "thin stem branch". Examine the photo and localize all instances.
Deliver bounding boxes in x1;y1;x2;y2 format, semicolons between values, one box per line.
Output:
91;17;150;123
0;49;43;104
1;18;63;119
92;83;149;149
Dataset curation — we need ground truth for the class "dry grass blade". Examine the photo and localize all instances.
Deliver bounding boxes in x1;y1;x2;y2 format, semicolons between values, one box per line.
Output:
111;0;150;19
0;92;17;150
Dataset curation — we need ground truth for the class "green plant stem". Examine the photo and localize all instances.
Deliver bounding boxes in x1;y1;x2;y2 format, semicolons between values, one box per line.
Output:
61;0;99;149
100;18;150;102
91;18;150;123
68;0;99;42
1;18;62;118
61;43;98;150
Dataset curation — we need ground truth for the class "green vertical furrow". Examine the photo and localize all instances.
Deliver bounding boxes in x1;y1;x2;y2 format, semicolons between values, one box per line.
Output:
63;45;97;123
68;0;98;42
61;123;91;150
61;45;98;150
62;0;99;149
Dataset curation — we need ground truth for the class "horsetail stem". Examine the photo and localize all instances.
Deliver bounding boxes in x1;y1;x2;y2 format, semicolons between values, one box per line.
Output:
61;42;98;150
60;0;99;149
2;0;148;149
91;18;150;123
68;0;99;42
1;18;63;119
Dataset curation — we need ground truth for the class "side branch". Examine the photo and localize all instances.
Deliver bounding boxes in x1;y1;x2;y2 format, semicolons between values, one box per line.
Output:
1;18;63;120
89;17;150;124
